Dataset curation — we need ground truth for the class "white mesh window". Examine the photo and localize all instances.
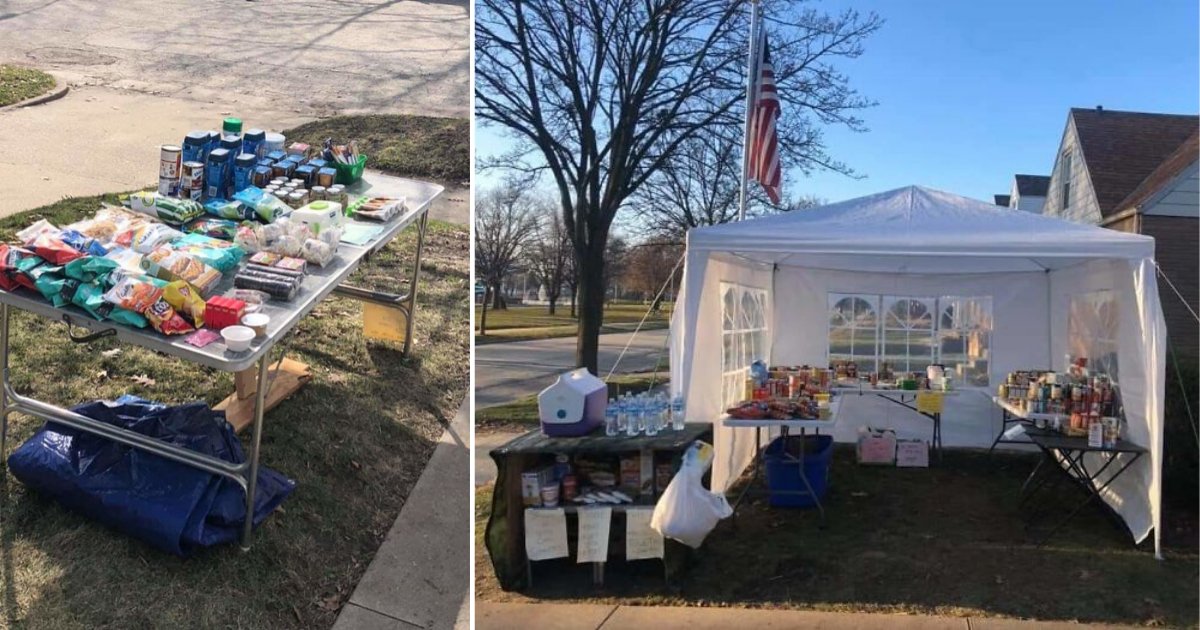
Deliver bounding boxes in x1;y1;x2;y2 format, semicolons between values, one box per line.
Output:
1068;290;1119;383
721;283;769;407
939;296;993;387
828;294;879;373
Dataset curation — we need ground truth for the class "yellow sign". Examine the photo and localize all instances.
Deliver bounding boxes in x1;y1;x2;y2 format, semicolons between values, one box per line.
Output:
363;303;407;343
916;392;944;414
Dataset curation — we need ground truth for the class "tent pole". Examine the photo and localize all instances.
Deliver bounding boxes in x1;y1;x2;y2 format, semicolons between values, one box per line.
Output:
738;0;760;222
1045;269;1053;370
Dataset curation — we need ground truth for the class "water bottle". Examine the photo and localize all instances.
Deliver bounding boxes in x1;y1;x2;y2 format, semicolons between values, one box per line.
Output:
616;395;628;433
625;397;640;437
645;397;661;436
671;394;685;430
604;399;619;437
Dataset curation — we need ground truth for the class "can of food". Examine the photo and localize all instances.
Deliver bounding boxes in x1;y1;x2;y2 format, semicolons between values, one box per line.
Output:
180;161;205;201
157;175;178;196
159;145;182;179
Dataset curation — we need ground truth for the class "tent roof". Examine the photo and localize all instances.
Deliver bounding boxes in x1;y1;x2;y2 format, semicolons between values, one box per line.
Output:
687;186;1156;273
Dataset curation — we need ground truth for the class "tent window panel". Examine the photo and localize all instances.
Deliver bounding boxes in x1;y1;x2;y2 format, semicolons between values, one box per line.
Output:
721;283;770;407
1068;290;1119;383
882;297;936;374
939;296;992;387
828;294;880;372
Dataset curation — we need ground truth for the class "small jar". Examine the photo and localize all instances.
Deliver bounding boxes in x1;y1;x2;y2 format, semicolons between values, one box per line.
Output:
287;191;306;208
311;185;327;201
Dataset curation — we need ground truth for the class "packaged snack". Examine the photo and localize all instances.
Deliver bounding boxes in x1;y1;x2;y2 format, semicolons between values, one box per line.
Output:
351;196;404;222
205;295;246;329
31;232;85;265
106;267;167;291
233;224;261;253
144;297;194;335
102;277;164;313
124;191;204;225
229;288;269;311
0;244;41;291
185;217;240;241
274;256;307;273
130;223;184;254
163;280;206;327
13;254;45;292
142;247;222;295
58;229;109;257
174;233;245;272
185;328;222;348
204;198;257;221
71;283;111;320
35;272;80;308
63;256;118;283
300;238;334;266
234;272;298;301
103;247;144;272
16;219;59;246
246;263;303;280
248;251;282;266
108;306;149;328
233;186;292;223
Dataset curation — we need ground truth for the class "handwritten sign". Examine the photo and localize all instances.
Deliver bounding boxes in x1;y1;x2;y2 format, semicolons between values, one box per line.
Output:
624;507;664;561
524;508;568;561
575;506;612;563
363;302;406;343
916;391;944;415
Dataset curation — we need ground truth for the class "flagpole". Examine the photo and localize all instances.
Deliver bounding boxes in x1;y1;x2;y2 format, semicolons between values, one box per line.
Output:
738;0;760;222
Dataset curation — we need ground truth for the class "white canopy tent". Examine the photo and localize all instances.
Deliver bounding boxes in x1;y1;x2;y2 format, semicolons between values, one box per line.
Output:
669;186;1167;556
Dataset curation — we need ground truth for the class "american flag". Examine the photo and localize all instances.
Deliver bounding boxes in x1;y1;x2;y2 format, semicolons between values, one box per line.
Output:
747;32;781;204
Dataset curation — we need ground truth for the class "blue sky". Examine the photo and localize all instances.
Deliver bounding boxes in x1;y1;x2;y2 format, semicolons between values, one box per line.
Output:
474;0;1199;204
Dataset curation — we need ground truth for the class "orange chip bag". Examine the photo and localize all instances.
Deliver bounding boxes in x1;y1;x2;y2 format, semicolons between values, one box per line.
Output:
163;281;206;327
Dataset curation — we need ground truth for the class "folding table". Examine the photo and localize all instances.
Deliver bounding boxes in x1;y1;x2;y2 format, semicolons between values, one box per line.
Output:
834;384;956;461
0;177;442;550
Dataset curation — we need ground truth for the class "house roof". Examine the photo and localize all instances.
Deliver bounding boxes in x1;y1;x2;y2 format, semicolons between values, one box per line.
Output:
1070;107;1199;216
1013;174;1049;197
994;194;1011;206
1113;129;1200;214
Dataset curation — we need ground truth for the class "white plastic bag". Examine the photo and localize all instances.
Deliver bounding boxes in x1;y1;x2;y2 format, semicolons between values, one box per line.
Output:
650;441;732;548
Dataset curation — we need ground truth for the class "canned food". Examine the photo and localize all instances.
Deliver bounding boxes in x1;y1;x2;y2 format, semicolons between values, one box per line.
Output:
158;175;178;196
160;145;182;179
180;161;205;201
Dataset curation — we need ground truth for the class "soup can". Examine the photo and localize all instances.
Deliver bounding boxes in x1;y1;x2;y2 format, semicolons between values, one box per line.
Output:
158;175;178;196
159;145;182;179
180;161;205;201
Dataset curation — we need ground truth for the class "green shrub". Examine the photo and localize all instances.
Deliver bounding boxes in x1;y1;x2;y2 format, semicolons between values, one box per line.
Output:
1163;352;1198;509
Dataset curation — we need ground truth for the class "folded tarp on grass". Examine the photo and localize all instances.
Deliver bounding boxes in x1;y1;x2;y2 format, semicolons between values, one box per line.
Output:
7;395;295;556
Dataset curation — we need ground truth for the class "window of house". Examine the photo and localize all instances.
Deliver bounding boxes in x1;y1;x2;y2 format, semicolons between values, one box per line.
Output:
828;294;993;386
721;283;769;407
1061;150;1073;210
1068;290;1119;383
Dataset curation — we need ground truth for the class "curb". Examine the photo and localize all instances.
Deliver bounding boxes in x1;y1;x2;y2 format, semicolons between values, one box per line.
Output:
0;72;69;111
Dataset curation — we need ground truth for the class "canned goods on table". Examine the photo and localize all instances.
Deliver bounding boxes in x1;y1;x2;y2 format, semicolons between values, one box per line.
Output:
160;145;182;178
180;161;205;201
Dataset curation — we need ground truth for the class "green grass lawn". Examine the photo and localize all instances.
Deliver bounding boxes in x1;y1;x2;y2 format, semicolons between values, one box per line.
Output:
475;447;1199;626
476;302;673;345
475;370;667;431
284;115;469;184
0;65;55;108
0;197;469;628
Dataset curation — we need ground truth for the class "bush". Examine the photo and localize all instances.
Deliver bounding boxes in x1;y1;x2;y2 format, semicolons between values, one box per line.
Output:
1163;352;1198;509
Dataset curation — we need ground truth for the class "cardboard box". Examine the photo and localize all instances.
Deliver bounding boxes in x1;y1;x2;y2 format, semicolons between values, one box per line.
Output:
521;467;557;506
857;428;897;465
896;439;929;468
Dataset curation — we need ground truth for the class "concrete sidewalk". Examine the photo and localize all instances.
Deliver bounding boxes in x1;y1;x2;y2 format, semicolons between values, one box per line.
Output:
476;602;1142;630
334;398;470;630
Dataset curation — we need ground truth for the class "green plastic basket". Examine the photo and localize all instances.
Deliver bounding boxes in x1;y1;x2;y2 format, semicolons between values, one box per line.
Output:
333;154;368;185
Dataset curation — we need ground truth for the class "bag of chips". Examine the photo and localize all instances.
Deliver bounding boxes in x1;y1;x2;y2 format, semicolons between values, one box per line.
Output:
130;223;183;254
174;233;245;273
35;272;81;308
102;277;164;313
141;247;222;295
185;217;240;241
59;229;109;257
16;219;59;246
233;187;292;223
30;232;85;265
204;198;257;222
103;247;144;273
64;256;119;284
124;192;204;225
144;297;194;335
163;281;206;327
0;244;41;291
233;224;261;253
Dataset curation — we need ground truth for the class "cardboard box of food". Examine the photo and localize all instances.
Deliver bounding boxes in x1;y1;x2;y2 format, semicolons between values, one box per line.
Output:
856;427;897;465
896;439;929;468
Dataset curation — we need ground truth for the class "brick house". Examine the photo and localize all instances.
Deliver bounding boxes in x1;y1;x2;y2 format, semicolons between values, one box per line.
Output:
1041;107;1199;357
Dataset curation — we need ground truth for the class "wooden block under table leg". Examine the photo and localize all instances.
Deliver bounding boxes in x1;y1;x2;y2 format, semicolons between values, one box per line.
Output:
216;358;313;433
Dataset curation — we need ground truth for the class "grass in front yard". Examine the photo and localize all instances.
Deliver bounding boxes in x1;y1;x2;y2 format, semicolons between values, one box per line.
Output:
476;303;672;345
475;447;1199;626
0;197;469;629
284;115;469;183
0;65;55;108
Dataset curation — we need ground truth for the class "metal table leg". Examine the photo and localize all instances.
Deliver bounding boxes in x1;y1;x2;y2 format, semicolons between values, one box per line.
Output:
0;304;9;483
240;355;270;550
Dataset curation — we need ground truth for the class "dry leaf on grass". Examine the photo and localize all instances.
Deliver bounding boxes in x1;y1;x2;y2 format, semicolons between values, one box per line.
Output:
101;349;122;358
131;374;156;387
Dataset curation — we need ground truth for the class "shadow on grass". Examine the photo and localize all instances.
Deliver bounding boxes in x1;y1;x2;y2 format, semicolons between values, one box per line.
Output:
477;447;1199;627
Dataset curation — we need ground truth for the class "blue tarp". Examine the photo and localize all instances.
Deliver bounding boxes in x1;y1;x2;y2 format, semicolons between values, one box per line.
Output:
7;395;295;556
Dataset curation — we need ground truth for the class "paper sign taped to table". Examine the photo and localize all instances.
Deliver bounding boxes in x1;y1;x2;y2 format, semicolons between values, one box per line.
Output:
575;506;612;564
524;508;569;561
916;392;944;414
624;507;664;561
363;302;406;343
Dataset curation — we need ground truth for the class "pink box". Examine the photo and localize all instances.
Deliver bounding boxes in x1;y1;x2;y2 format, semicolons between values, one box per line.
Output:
896;439;929;468
856;428;896;465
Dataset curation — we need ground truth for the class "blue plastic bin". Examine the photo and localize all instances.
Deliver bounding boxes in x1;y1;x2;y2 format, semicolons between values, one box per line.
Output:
763;434;833;508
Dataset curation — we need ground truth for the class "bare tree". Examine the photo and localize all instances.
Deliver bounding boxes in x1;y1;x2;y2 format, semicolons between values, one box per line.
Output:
526;200;572;315
475;184;537;335
604;236;629;304
623;241;683;310
476;0;881;372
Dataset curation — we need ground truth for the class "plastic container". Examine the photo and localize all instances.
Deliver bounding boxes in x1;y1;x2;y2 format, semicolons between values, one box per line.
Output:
763;435;833;508
241;312;269;338
243;128;266;159
221;325;254;351
222;117;243;136
332;154;368;185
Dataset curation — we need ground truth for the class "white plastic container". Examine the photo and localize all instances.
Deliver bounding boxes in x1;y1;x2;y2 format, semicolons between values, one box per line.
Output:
291;200;344;236
538;368;607;437
221;325;255;351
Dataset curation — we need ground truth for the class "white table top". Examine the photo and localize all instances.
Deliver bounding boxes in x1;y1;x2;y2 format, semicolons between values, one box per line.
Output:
991;396;1068;423
721;399;843;430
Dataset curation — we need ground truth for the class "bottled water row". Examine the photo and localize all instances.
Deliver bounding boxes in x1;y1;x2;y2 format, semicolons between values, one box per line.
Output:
604;392;686;437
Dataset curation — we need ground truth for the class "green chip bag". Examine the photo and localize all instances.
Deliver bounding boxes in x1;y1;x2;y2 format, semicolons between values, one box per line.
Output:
34;271;78;308
64;256;119;284
71;283;109;320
